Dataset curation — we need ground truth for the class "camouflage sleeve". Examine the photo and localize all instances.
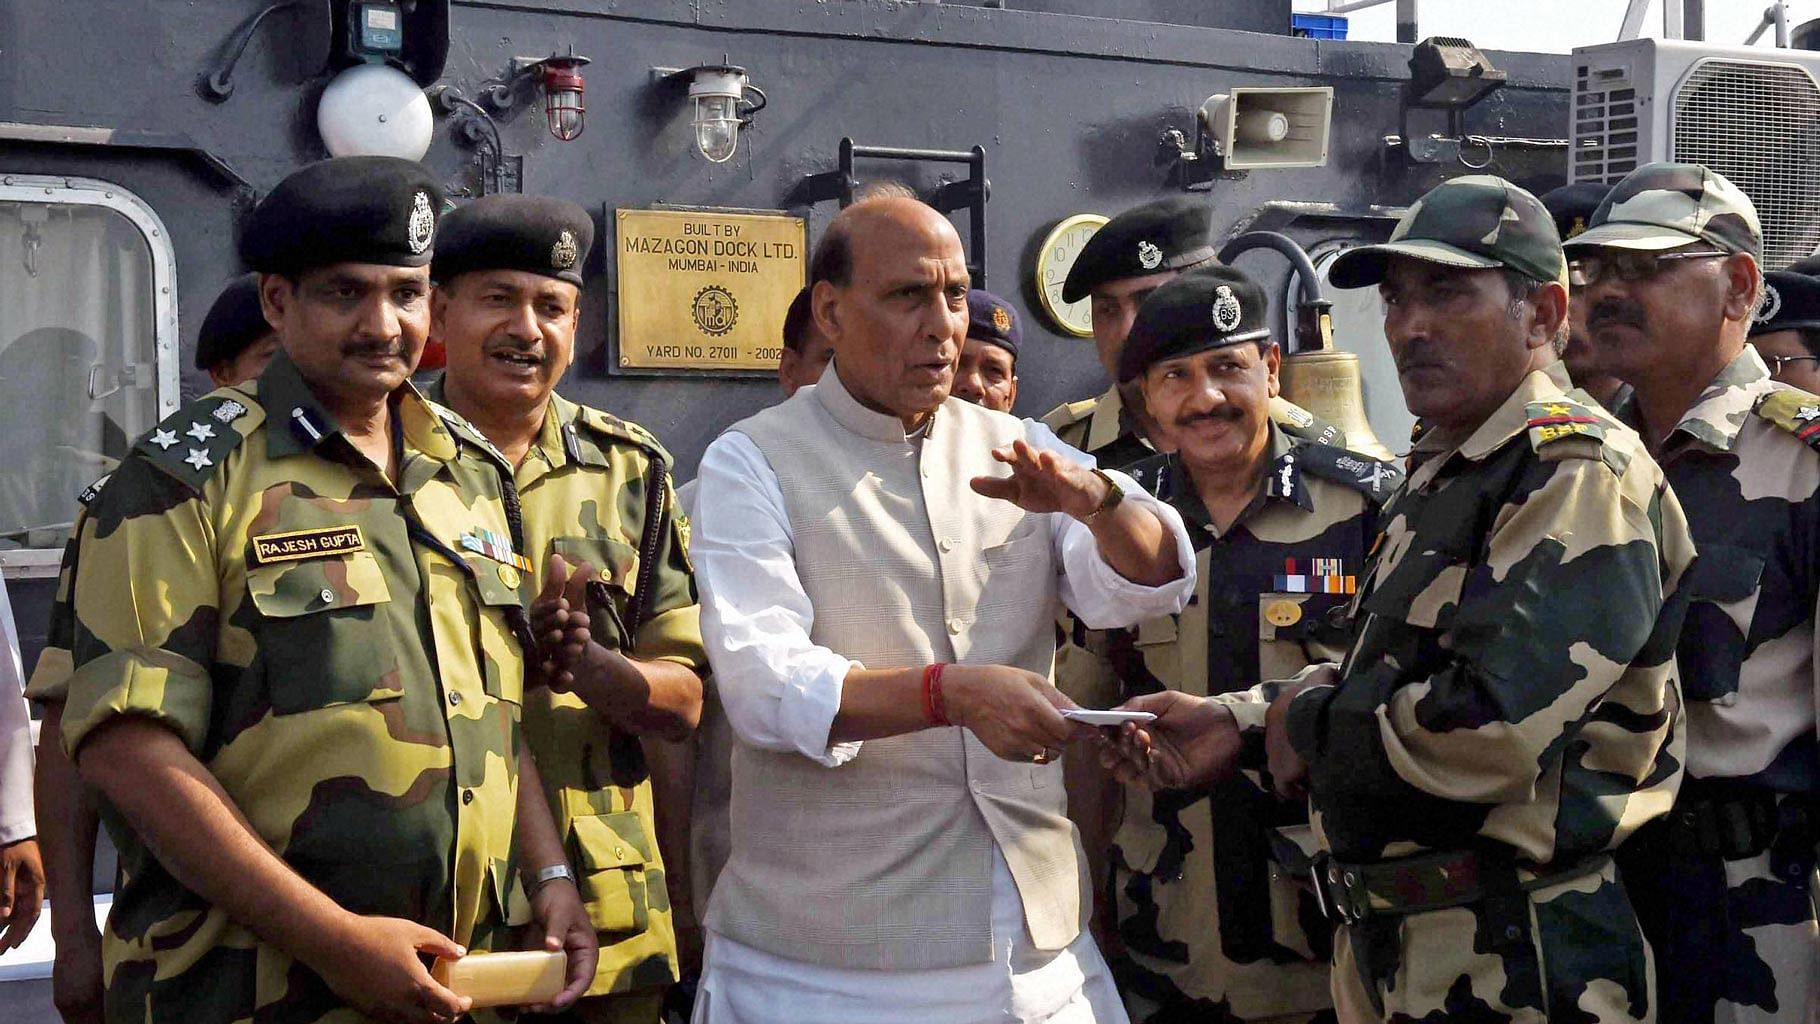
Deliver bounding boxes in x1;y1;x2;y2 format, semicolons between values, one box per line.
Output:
60;456;218;759
632;468;706;672
22;514;86;705
1290;457;1667;805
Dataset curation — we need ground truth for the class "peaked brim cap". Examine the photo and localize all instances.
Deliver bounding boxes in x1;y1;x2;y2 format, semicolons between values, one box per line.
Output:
1329;175;1565;289
1563;162;1762;258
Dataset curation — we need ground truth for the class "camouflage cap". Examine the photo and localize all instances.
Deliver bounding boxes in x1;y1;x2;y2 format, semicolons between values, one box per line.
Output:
1328;175;1564;289
1563;162;1762;259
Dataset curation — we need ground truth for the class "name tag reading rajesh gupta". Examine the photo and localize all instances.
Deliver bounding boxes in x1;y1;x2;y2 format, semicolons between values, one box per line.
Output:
251;526;365;565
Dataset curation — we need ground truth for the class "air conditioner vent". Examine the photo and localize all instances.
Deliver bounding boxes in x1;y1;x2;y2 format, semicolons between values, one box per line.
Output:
1574;69;1639;182
1673;59;1820;268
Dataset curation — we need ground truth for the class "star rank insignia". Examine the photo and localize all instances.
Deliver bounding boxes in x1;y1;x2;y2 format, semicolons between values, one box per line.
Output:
184;448;213;471
150;428;179;450
213;399;247;423
186;421;216;442
1797;405;1820;422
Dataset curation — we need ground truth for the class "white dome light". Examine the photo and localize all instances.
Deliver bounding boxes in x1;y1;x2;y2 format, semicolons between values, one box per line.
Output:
317;63;434;161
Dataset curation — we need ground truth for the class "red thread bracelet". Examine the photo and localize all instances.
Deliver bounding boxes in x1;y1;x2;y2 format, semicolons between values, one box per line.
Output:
922;662;951;726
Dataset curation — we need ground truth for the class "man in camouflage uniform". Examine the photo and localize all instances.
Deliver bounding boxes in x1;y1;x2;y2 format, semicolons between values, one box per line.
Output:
1102;265;1401;1023
1111;176;1695;1023
27;271;285;1024
59;156;597;1023
426;193;707;1023
1567;162;1820;1024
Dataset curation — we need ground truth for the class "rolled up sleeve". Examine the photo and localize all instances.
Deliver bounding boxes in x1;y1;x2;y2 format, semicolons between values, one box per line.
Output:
693;433;860;767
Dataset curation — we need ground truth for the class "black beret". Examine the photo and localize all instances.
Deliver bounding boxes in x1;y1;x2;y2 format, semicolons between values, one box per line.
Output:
1752;270;1820;337
1061;198;1216;302
194;274;272;370
1117;264;1271;383
1538;183;1613;243
965;288;1021;358
432;194;594;288
241;156;442;274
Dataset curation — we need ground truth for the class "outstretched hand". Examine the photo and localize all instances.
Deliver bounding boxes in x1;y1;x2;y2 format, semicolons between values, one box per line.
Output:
1098;691;1241;791
970;440;1108;520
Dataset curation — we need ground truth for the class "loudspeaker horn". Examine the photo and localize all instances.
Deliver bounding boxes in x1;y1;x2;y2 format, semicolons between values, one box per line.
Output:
1199;87;1334;170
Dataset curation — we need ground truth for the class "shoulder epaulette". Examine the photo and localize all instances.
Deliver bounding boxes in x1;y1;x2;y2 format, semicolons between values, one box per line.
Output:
133;389;263;491
77;473;112;508
1523;399;1608;459
571;404;672;464
1752;388;1820;452
1040;396;1099;433
1270;398;1347;449
424;399;514;471
1121;452;1173;499
1296;443;1404;504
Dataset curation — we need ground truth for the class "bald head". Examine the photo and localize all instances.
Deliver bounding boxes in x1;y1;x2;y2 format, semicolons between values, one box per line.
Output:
812;197;965;287
809;197;970;427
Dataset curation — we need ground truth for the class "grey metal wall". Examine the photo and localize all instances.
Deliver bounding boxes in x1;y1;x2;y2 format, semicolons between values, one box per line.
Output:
0;0;1572;671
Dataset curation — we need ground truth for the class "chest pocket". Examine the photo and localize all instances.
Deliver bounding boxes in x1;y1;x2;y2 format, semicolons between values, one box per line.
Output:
468;562;528;708
248;551;401;714
1676;542;1766;702
1258;592;1352;681
552;535;641;650
570;810;654;936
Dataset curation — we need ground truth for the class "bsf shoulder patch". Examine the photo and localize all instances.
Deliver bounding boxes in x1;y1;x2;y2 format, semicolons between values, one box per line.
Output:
1753;388;1820;452
1524;401;1607;455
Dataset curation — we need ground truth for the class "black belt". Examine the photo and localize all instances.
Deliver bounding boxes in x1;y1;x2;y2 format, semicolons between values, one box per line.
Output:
1309;846;1610;925
1627;780;1819;886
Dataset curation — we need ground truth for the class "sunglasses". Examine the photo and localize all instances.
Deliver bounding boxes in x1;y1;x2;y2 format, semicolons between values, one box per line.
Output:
1568;249;1728;287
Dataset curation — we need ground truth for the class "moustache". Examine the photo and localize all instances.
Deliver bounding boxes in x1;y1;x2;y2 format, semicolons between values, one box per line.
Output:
342;339;405;359
1394;341;1444;374
1174;408;1242;430
1588;300;1647;331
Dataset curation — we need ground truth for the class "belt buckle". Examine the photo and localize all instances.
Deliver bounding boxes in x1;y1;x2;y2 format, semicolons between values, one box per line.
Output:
1311;854;1354;924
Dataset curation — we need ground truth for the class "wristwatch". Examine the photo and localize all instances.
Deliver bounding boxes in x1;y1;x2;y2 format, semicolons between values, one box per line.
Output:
1081;468;1124;523
527;862;576;896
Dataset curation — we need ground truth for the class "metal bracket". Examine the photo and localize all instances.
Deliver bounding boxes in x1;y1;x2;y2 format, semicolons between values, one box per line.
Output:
788;137;991;286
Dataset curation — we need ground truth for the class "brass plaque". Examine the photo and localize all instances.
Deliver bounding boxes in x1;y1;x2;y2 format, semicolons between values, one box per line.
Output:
615;208;807;371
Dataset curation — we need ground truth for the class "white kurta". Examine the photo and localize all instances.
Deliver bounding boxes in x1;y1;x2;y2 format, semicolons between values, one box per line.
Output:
689;413;1193;1024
